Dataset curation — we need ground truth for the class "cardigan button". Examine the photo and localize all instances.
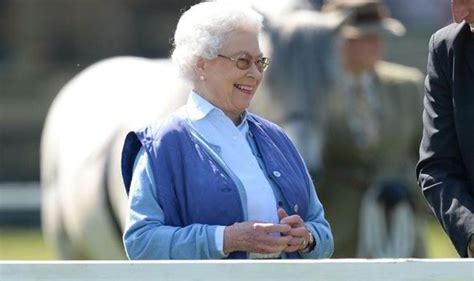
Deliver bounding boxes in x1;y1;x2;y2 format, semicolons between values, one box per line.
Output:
273;171;281;177
293;204;299;213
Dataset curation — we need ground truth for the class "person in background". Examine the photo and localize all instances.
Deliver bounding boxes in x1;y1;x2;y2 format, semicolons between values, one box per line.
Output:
417;0;474;258
120;1;333;259
319;0;426;258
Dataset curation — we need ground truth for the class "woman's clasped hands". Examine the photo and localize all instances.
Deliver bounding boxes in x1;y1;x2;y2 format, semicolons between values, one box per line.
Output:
223;208;312;255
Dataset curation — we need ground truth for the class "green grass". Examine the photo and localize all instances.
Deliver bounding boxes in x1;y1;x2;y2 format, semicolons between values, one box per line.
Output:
0;227;56;260
423;218;458;258
0;220;459;260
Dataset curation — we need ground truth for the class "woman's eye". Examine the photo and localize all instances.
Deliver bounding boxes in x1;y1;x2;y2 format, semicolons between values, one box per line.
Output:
238;58;251;67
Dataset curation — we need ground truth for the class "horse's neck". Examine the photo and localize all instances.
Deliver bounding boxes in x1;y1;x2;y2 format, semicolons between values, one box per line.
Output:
250;83;279;122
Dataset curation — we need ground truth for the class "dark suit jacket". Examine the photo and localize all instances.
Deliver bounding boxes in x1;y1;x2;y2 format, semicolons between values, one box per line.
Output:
416;22;474;257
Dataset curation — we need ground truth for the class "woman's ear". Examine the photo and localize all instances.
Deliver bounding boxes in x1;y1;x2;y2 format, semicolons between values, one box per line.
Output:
195;57;206;74
194;57;207;81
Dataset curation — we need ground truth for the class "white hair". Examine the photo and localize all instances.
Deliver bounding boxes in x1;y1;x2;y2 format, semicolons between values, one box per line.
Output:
171;1;263;81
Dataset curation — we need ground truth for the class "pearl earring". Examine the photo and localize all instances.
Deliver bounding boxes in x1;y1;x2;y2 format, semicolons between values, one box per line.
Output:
199;76;205;81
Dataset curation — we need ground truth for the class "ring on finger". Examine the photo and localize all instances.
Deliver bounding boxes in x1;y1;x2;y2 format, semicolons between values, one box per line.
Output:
300;238;306;248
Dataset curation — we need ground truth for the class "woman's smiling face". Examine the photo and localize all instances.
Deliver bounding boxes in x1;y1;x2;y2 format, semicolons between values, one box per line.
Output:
197;30;264;122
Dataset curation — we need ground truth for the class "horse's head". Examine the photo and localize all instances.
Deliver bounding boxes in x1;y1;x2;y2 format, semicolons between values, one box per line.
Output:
260;10;347;175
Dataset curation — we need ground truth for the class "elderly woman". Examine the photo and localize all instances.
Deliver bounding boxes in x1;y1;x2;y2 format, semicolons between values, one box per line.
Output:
121;1;333;259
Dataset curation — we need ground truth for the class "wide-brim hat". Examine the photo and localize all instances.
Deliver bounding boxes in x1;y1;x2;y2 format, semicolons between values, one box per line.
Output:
322;0;405;38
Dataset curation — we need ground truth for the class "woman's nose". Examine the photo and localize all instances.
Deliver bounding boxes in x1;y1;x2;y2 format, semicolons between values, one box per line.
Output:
247;62;263;80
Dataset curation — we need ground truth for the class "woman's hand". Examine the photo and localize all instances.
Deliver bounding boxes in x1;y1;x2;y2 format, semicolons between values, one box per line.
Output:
278;208;311;252
223;221;292;254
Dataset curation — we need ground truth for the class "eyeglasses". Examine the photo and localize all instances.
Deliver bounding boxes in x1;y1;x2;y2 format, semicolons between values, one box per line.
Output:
217;53;270;72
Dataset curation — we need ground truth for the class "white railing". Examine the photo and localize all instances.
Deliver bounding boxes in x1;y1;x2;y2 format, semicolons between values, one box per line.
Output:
0;182;40;211
1;259;473;281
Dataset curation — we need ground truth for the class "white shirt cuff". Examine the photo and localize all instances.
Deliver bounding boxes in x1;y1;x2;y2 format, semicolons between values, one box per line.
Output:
215;226;228;257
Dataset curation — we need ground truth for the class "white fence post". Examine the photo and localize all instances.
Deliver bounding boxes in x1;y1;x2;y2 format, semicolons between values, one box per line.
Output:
1;259;473;281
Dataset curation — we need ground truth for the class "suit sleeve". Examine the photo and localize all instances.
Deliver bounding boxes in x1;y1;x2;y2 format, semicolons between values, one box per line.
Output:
416;33;474;257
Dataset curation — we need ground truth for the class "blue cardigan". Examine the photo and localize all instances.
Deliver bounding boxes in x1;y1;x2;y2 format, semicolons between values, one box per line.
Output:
122;113;333;259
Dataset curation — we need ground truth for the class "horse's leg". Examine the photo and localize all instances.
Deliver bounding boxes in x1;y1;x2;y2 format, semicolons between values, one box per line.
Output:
57;147;126;260
42;183;87;259
41;117;86;259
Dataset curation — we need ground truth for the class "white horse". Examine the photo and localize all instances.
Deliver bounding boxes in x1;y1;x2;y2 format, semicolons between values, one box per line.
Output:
40;58;190;258
40;9;344;259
